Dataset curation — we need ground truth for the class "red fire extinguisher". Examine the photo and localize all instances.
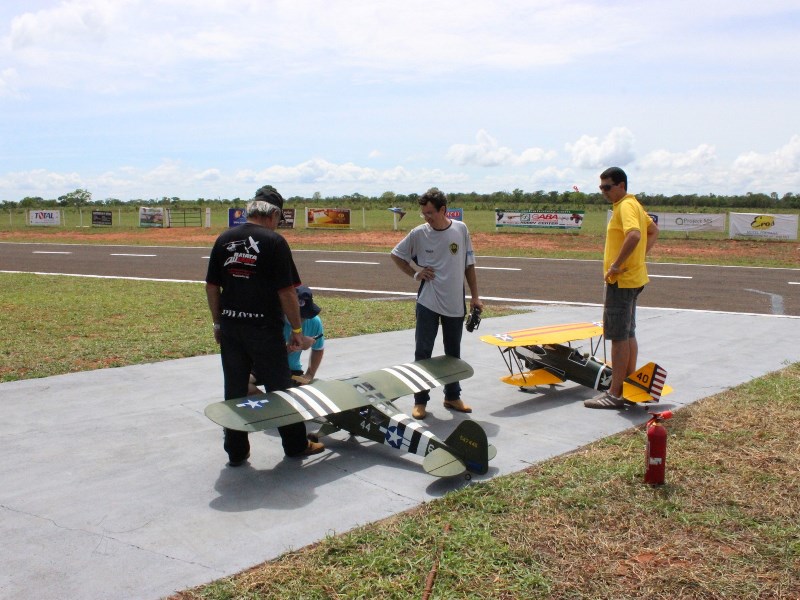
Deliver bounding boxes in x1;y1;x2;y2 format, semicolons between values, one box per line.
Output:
645;410;673;485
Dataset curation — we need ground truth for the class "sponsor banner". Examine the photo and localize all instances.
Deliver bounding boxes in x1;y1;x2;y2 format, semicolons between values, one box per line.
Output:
278;208;295;229
496;209;584;229
92;210;113;226
306;207;351;229
229;207;295;228
228;207;247;227
636;212;725;232
29;210;62;226
729;212;798;240
446;208;463;221
139;207;165;228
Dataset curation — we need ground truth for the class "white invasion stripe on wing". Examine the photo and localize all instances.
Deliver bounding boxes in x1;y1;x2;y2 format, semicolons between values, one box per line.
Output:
297;385;340;414
382;367;427;393
392;364;437;389
273;390;316;420
286;387;334;416
397;363;440;388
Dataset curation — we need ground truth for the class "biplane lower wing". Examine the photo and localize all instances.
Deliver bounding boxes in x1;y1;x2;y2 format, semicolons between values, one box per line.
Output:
204;356;475;433
500;369;565;387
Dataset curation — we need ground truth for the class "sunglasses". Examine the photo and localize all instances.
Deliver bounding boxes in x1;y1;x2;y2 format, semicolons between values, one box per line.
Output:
598;183;619;191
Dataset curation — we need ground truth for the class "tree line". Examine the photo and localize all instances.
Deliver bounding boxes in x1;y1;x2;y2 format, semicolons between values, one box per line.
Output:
4;187;799;210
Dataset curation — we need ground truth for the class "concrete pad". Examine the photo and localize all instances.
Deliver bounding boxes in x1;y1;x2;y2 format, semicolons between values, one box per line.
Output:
1;305;799;599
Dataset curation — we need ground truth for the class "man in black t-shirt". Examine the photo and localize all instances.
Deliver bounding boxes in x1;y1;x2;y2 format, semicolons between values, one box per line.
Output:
205;186;325;466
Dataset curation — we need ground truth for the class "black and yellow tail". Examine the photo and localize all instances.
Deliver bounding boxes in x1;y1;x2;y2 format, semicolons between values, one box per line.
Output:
622;362;672;403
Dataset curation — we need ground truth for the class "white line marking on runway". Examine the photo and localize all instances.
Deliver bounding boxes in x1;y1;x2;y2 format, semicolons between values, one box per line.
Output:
477;266;522;271
0;270;198;283
110;253;157;257
32;251;72;254
315;260;380;265
2;271;797;319
789;282;799;285
650;274;693;279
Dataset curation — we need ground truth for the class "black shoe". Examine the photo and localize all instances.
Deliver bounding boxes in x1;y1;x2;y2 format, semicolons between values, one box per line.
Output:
227;452;250;467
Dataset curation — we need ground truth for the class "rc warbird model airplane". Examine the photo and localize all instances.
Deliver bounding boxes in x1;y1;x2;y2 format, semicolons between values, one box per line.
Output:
480;322;672;405
205;356;496;478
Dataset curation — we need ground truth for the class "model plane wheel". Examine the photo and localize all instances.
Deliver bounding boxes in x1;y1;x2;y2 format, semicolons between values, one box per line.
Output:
465;473;472;481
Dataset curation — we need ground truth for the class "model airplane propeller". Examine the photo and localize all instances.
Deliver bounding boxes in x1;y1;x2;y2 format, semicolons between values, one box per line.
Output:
205;356;496;478
480;322;672;404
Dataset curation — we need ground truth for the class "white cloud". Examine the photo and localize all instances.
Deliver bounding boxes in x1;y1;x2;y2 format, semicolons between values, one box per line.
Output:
446;130;556;167
639;144;717;170
733;135;800;175
566;127;636;169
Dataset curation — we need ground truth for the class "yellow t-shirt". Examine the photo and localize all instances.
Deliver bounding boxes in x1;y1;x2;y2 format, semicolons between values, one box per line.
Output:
604;194;653;288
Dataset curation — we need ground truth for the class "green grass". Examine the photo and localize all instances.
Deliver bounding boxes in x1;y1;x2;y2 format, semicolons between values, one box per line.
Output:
0;272;513;382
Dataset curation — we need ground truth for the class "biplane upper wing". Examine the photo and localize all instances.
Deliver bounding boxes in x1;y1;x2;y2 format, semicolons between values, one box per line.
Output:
204;356;474;432
480;322;604;348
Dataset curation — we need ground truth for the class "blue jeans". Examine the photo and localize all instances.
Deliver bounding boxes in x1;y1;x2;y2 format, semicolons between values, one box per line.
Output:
413;303;463;404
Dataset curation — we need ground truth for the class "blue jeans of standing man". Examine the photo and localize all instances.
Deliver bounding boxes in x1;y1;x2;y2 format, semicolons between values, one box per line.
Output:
413;302;464;405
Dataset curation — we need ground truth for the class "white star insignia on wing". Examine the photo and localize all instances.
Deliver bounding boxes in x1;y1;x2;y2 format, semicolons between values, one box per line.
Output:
237;399;266;409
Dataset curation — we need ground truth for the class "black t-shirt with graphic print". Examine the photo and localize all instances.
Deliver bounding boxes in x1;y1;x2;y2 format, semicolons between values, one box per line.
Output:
206;222;301;329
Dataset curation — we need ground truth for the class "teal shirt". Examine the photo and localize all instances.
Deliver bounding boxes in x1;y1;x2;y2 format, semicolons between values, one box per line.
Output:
283;316;324;371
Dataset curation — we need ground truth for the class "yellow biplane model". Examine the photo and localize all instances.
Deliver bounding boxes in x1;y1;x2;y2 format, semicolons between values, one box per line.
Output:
480;322;672;404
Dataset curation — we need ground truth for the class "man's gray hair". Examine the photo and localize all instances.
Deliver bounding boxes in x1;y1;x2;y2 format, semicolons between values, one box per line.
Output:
246;200;281;219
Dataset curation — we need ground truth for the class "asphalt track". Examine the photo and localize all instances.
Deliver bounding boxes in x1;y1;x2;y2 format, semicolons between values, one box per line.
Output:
1;241;799;315
1;243;800;599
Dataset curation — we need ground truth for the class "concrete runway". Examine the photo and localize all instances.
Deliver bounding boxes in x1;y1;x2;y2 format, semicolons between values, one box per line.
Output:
2;304;799;599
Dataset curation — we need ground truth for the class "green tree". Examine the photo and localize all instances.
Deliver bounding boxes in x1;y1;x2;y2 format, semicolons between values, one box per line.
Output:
58;188;92;207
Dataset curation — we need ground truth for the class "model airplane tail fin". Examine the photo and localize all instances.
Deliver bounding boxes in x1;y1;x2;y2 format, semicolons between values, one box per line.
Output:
422;420;494;478
446;420;491;475
622;362;671;403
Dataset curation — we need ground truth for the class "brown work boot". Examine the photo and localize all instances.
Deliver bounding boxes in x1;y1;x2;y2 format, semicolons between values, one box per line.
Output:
443;399;472;413
412;404;427;419
289;440;325;457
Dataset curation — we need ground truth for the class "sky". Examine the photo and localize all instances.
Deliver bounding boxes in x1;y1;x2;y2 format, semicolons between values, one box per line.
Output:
1;0;799;202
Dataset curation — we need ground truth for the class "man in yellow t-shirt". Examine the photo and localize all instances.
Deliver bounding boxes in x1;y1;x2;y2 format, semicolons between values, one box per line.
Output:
585;167;659;409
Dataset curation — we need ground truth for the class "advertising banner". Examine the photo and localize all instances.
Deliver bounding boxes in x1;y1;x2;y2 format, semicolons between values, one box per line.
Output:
228;207;295;228
29;210;62;226
228;207;247;227
650;213;726;232
139;207;165;228
729;212;798;240
306;207;351;229
278;208;295;229
496;209;584;229
91;210;113;226
446;208;463;221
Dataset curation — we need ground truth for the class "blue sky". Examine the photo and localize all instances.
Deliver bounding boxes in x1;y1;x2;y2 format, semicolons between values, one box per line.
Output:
1;1;799;202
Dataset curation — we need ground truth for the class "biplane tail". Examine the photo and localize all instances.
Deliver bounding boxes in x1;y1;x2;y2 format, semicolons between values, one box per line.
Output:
621;362;672;404
423;420;495;477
